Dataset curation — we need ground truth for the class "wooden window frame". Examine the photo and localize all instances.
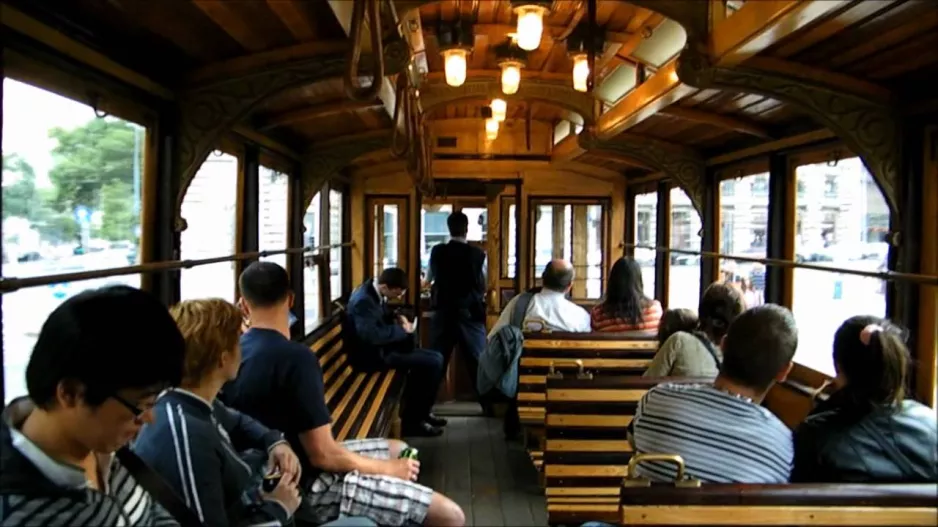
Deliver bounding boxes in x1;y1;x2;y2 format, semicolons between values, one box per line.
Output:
713;159;771;286
365;195;410;297
527;196;611;302
784;142;893;380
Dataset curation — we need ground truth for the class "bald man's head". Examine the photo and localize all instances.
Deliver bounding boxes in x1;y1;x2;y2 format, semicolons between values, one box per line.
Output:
543;259;574;293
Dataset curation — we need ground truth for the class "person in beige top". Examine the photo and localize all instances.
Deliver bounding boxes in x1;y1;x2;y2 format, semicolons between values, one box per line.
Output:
644;283;746;378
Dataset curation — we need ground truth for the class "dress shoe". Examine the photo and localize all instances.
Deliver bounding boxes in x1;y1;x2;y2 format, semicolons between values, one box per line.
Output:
402;421;444;437
426;413;448;427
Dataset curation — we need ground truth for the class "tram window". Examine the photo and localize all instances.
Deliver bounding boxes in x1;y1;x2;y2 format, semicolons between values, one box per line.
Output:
719;174;768;308
668;187;701;310
532;202;605;299
501;199;516;279
2;79;144;402
792;157;888;375
258;166;289;269
303;192;321;332
634;191;657;300
461;207;486;242
533;204;572;281
582;204;604;299
328;189;344;301
372;202;400;278
180;153;238;301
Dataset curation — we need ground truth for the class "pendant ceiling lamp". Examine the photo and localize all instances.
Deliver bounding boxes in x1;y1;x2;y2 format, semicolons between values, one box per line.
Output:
567;23;605;94
437;21;474;87
571;53;589;92
500;62;523;94
491;98;507;122
485;117;500;140
442;49;468;87
512;1;551;51
494;41;529;96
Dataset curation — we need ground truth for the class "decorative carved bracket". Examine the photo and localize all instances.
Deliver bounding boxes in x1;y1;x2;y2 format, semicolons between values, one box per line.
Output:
300;132;393;211
675;48;902;220
420;78;596;124
581;132;707;218
625;0;709;44
173;53;350;232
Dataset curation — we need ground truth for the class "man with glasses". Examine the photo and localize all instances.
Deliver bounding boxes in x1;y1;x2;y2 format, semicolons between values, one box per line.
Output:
0;285;186;526
344;267;446;437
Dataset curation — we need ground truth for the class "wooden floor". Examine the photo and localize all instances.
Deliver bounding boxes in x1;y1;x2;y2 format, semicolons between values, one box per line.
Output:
407;412;548;526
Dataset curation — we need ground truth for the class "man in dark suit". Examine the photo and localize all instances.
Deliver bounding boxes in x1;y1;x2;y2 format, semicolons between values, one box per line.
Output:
426;212;488;403
345;267;446;437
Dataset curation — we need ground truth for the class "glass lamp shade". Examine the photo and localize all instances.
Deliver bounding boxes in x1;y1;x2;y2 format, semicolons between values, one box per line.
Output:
485;118;499;140
443;48;468;87
515;5;547;51
572;53;589;92
491;98;507;122
501;62;522;95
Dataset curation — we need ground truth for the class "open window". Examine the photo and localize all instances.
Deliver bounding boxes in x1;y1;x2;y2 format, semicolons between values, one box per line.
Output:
2;78;148;402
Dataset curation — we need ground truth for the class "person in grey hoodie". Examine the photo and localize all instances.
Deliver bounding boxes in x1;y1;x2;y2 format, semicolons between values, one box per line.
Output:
0;286;186;526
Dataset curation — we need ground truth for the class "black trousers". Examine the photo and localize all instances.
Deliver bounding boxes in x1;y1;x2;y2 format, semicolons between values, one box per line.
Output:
381;340;444;424
428;311;486;397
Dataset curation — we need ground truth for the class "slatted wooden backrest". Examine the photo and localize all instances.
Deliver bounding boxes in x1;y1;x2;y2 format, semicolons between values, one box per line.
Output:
619;483;938;526
543;376;705;525
517;332;658;428
306;314;404;440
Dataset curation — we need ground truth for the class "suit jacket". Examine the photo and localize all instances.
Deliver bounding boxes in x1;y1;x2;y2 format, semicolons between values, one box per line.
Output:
344;279;410;371
428;240;486;322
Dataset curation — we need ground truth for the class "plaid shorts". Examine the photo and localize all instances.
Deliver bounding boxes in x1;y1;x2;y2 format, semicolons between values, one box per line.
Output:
298;438;434;526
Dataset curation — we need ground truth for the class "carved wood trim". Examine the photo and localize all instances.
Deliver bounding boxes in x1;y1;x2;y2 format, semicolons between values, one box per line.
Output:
421;78;596;124
625;0;709;43
300;132;392;212
173;53;347;232
581;133;706;218
675;48;902;221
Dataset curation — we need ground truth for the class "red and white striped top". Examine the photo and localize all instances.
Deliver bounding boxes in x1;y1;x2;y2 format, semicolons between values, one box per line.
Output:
590;300;663;332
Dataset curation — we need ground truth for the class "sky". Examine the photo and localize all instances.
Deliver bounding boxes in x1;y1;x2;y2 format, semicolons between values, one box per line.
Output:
2;78;99;188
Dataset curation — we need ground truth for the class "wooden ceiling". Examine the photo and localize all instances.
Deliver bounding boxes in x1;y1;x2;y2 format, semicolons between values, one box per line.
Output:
5;0;937;176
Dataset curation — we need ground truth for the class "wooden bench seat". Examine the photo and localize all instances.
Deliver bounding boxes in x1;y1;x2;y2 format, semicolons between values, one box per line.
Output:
618;481;938;526
517;332;657;430
543;376;706;525
306;314;406;441
517;332;657;476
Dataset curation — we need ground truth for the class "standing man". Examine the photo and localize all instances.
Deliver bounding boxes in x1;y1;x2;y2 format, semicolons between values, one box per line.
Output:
427;211;488;403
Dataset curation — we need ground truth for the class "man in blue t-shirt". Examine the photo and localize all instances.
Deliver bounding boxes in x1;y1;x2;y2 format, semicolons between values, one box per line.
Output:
223;262;465;527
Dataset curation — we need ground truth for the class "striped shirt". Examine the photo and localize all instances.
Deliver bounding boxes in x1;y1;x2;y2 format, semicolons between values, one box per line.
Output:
0;424;178;526
631;383;793;483
590;300;662;332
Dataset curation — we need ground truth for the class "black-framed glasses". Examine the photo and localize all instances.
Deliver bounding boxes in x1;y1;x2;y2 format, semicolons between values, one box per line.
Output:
110;393;154;419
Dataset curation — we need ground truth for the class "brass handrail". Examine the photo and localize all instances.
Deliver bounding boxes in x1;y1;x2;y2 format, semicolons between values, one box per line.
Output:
547;359;593;380
626;243;938;286
0;242;354;294
623;453;701;488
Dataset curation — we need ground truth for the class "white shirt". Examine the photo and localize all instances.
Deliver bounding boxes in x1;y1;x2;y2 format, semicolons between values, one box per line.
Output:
372;278;386;304
488;289;592;338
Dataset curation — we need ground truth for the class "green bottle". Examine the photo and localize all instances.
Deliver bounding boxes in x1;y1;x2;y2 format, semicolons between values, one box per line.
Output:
399;447;419;460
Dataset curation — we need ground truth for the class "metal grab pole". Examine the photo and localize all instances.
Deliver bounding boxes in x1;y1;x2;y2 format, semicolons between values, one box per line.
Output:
625;243;938;286
0;242;355;294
